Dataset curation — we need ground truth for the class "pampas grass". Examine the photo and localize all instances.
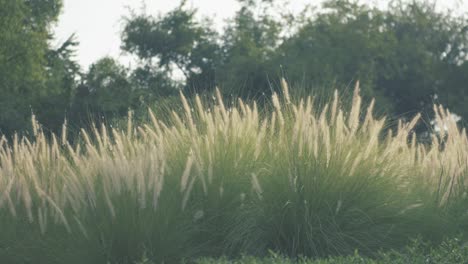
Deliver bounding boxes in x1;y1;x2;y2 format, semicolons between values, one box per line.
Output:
0;79;466;263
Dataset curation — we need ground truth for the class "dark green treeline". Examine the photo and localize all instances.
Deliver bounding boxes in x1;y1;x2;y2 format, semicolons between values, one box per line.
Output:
1;0;467;136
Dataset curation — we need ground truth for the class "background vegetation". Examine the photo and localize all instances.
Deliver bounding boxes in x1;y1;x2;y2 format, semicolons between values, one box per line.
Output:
0;0;467;136
0;0;468;263
0;83;467;263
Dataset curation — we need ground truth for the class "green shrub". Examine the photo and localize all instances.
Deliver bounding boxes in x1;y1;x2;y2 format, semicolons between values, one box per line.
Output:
196;237;468;264
0;80;466;263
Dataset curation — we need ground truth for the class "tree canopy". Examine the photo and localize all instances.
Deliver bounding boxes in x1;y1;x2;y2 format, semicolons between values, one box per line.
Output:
0;0;467;135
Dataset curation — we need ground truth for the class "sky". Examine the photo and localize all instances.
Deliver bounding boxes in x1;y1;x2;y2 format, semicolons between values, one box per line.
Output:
52;0;468;70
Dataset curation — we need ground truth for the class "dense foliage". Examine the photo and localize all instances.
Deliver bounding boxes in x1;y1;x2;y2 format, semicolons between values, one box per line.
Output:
0;83;467;263
0;0;467;135
0;1;467;261
0;0;68;134
197;238;468;264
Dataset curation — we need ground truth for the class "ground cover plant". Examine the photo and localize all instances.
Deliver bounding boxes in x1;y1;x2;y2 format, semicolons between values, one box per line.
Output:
197;237;468;264
0;80;467;263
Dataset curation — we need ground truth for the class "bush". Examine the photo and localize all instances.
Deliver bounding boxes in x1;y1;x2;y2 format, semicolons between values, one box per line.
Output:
197;237;468;263
0;80;466;263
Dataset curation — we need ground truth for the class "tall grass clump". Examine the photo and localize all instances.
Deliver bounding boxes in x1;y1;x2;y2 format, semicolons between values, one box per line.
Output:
0;80;466;263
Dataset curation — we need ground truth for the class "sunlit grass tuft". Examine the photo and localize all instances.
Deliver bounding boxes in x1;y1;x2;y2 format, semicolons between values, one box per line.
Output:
0;80;466;263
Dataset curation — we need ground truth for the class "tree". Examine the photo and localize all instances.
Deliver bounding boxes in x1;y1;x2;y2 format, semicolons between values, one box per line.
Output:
120;0;467;124
0;0;76;135
380;0;468;120
121;1;220;94
216;0;283;98
71;57;133;126
276;0;395;111
276;0;468;121
36;34;81;133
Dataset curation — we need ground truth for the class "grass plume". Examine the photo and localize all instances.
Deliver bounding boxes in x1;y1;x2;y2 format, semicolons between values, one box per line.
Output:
0;82;466;263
